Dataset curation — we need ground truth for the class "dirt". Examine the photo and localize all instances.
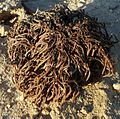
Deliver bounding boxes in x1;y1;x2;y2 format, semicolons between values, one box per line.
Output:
0;0;120;119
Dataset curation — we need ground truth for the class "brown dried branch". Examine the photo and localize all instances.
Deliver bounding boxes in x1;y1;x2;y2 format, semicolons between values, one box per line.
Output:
7;5;115;108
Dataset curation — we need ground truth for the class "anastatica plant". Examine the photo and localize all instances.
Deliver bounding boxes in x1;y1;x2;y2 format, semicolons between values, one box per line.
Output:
7;5;116;108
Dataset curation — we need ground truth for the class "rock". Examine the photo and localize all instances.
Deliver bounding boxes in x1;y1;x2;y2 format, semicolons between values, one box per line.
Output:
113;83;120;91
67;0;85;10
7;89;11;93
21;0;63;12
67;0;93;10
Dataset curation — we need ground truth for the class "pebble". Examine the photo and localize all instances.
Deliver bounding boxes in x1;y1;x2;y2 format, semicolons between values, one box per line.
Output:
67;0;93;10
7;89;11;93
113;83;120;91
68;1;84;10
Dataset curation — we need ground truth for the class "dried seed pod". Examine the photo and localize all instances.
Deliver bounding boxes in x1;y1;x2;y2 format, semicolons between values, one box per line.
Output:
7;4;115;108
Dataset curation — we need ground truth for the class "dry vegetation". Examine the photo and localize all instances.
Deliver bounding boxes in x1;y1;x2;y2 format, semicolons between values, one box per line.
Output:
7;5;116;109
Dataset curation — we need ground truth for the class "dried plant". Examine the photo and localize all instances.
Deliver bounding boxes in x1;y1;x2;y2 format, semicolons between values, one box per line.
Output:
7;5;116;108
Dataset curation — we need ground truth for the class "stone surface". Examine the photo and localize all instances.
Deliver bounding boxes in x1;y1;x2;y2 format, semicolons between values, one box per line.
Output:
21;0;64;11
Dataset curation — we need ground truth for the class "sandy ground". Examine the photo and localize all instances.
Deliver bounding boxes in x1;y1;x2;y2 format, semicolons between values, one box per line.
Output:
0;0;120;119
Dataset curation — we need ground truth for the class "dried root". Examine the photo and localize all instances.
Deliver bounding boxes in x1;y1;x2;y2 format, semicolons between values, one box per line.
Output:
7;5;115;108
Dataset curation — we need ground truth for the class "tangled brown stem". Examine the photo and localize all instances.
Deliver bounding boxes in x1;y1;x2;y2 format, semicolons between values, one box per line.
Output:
7;5;115;108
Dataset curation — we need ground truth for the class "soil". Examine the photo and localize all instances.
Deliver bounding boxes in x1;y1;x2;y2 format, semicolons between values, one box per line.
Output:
0;0;120;119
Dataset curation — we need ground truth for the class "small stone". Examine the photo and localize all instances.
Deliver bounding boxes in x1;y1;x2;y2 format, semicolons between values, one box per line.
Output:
67;0;93;10
7;89;11;93
113;83;120;91
63;1;67;3
86;0;94;4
